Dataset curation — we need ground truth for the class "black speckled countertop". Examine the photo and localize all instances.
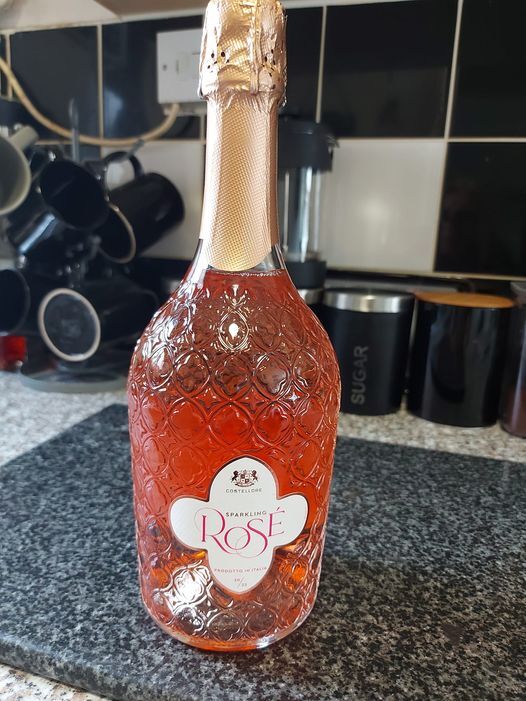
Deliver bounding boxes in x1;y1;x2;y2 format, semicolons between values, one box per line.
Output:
0;403;525;701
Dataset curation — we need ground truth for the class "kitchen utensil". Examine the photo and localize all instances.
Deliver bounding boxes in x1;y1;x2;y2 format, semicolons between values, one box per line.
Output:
0;125;38;216
94;172;184;263
322;288;414;415
0;267;55;335
85;148;144;190
68;98;80;163
499;282;526;437
278;118;336;289
408;292;513;427
298;287;323;317
7;158;109;260
38;277;157;362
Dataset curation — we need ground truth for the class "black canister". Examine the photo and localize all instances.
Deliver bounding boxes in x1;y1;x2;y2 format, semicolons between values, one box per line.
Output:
298;288;323;319
322;289;414;415
408;292;513;427
499;283;526;437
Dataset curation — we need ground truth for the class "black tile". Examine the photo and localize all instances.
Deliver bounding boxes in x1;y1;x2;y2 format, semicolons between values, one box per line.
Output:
10;27;99;140
452;0;526;136
0;35;34;128
103;17;202;140
281;8;322;120
436;143;526;276
322;0;457;137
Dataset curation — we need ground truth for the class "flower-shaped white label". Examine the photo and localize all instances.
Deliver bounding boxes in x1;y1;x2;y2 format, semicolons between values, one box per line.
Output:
170;456;308;594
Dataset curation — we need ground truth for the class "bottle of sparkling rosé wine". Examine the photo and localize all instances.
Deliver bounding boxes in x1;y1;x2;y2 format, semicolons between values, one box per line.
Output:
128;0;340;652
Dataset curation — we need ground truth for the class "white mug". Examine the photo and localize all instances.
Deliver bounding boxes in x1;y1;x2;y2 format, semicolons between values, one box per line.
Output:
0;125;38;216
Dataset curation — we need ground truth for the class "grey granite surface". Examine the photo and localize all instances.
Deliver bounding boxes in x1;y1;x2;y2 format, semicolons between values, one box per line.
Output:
0;372;524;466
0;404;525;701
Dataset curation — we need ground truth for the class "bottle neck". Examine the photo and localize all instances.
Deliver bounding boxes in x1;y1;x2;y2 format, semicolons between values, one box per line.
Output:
197;94;280;273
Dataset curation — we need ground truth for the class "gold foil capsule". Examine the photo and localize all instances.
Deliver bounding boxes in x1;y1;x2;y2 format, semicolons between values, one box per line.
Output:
199;0;286;107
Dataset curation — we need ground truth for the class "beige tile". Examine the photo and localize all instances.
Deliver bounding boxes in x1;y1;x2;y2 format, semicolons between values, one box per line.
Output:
322;139;446;273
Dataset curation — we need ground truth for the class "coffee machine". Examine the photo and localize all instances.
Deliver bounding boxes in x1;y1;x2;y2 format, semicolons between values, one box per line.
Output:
278;117;336;298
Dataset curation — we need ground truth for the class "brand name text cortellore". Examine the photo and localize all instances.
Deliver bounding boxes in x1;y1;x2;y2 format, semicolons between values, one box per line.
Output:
226;487;262;493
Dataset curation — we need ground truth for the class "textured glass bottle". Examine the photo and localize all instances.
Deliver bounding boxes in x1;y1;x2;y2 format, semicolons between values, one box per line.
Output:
128;0;340;651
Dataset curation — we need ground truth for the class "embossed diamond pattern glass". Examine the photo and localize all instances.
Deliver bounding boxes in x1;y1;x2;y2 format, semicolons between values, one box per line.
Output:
128;0;340;652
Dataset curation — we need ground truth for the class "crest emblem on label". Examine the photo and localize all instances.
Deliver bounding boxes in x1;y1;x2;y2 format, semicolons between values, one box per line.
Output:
231;469;258;487
169;456;308;594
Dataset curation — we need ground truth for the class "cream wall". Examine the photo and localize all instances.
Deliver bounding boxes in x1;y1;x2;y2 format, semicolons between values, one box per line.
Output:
0;0;116;30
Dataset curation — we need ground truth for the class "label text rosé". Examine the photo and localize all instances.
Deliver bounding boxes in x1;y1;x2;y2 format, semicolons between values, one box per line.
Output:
198;506;286;556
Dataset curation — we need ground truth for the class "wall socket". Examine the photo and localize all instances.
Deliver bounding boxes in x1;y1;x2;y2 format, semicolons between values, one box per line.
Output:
157;28;203;109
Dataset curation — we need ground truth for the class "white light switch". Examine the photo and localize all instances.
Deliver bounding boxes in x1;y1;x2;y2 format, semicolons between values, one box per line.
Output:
157;29;202;105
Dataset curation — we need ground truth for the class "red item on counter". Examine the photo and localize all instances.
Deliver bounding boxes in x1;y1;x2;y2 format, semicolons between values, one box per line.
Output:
0;335;26;371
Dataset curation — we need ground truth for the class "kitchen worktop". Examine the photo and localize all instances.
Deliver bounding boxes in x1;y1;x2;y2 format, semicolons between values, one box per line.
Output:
0;372;524;701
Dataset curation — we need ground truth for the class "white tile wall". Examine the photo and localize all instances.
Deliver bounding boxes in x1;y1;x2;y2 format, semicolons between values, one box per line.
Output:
104;141;204;260
104;138;446;272
321;139;447;272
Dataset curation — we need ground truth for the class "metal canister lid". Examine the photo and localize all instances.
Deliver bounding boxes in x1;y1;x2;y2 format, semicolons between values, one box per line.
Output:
298;288;323;305
323;288;414;314
511;281;526;304
416;291;514;310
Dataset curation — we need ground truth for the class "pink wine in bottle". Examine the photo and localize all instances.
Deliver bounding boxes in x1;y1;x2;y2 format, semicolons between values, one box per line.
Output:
128;0;340;651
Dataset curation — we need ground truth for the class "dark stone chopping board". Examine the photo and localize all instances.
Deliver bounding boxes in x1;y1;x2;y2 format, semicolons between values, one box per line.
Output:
0;404;524;701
